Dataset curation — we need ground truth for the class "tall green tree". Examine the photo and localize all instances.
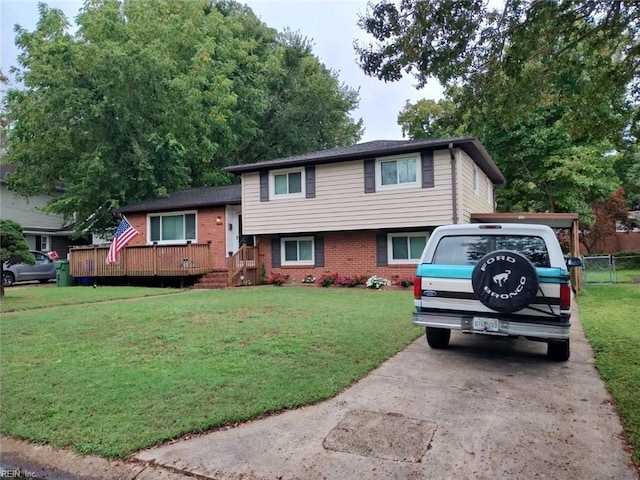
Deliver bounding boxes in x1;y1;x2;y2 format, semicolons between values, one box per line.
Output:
357;0;639;222
4;0;362;235
0;219;34;297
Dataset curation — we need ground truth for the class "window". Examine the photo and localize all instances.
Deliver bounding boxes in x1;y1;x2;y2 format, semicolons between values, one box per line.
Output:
433;235;550;268
376;154;420;190
388;233;429;264
38;235;50;252
271;168;304;198
486;178;493;205
281;236;314;265
149;212;196;243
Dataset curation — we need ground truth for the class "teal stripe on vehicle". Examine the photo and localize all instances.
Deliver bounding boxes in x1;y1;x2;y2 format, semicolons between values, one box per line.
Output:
415;264;472;279
416;265;570;283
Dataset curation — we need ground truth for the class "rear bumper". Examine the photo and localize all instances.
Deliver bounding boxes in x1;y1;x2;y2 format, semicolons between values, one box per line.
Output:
412;312;570;340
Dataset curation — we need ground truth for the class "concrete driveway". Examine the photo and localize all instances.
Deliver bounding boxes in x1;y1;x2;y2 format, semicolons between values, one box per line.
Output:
134;308;638;480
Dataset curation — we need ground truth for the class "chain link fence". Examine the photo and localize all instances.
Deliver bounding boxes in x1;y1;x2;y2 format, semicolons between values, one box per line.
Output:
581;255;640;285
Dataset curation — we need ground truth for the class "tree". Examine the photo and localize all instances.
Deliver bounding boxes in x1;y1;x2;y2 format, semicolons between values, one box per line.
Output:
396;98;459;139
0;219;34;297
579;187;632;254
4;0;362;236
356;0;639;223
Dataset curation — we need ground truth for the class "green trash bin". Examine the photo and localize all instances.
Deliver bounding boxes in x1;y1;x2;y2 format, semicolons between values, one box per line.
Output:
55;260;73;287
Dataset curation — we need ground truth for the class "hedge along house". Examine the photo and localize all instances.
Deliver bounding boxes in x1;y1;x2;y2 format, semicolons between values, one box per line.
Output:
225;138;506;284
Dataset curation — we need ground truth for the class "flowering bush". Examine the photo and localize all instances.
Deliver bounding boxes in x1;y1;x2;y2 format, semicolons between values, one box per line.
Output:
301;274;316;284
366;275;391;289
318;272;339;287
398;277;414;288
334;275;352;287
267;271;289;286
348;274;369;287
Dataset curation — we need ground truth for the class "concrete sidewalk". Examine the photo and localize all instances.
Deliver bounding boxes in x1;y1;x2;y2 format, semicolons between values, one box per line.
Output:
2;306;638;479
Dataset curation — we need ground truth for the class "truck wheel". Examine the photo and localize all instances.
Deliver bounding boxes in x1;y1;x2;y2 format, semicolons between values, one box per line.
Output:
472;250;539;313
547;339;570;362
426;327;451;349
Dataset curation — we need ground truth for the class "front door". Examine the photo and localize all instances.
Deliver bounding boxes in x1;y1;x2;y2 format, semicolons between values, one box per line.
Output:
225;205;242;256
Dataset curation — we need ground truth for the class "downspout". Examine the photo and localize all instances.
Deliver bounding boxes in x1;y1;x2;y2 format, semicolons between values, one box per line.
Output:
449;143;459;224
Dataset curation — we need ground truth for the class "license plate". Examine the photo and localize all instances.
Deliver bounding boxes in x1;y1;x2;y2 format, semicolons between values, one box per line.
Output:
473;317;499;332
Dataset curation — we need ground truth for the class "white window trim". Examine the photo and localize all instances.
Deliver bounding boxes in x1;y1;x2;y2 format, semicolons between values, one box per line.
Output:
40;235;50;252
270;167;305;200
473;166;479;195
281;236;315;266
375;153;421;191
486;177;493;205
387;232;430;264
147;210;197;245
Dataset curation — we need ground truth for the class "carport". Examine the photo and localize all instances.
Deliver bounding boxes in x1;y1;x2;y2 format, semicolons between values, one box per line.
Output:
470;212;581;292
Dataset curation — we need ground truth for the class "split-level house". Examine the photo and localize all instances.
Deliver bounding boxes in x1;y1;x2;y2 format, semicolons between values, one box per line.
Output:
1;165;75;257
224;137;506;283
69;137;505;286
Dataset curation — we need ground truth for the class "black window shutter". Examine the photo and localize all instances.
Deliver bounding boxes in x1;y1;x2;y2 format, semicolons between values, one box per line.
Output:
421;151;434;188
376;234;388;267
314;236;324;267
305;165;316;198
260;170;269;202
271;237;281;267
364;159;376;193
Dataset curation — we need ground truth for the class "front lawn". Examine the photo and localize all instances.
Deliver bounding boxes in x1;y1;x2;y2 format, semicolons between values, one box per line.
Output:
0;286;419;458
0;284;183;312
578;284;640;468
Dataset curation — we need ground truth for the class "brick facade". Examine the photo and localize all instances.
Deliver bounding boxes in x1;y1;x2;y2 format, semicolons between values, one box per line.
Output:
257;231;419;285
124;207;230;269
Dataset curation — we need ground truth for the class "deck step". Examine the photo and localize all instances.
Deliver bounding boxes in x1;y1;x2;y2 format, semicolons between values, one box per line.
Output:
194;270;229;289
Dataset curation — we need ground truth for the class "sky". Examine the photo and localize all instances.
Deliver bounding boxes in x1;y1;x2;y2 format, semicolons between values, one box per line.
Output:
1;0;443;143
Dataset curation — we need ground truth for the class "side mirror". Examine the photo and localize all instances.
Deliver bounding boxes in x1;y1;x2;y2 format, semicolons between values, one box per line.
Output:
565;257;582;268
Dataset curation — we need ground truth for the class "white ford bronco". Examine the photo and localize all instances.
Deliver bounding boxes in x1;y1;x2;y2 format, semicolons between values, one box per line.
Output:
413;223;581;361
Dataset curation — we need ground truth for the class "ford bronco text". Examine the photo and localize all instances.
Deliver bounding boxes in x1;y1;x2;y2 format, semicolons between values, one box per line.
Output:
412;223;581;361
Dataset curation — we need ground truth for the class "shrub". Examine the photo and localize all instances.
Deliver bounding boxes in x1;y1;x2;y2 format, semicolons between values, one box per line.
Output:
333;275;352;287
301;274;316;284
366;276;391;289
348;274;369;287
398;277;414;287
267;271;289;286
318;272;339;287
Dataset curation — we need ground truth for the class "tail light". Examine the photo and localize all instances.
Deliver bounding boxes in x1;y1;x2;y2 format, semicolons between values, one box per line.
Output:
414;276;421;299
560;283;571;311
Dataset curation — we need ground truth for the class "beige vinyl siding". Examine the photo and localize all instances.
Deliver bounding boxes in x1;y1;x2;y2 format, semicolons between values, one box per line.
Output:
242;149;455;235
0;185;67;231
458;152;495;223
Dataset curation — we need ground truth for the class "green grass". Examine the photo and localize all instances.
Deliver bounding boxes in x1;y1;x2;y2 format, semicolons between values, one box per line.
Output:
582;268;640;284
0;284;183;312
0;286;420;458
578;284;640;468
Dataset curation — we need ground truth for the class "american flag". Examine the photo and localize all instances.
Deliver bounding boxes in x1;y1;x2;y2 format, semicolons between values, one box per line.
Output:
106;217;139;265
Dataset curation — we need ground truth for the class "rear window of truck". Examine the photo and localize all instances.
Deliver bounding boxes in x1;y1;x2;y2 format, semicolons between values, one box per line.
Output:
432;235;551;268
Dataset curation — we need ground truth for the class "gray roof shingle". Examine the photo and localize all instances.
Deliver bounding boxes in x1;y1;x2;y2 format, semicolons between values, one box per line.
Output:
118;184;241;213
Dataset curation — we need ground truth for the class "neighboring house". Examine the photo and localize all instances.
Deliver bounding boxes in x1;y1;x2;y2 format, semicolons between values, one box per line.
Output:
0;165;75;257
224;137;506;282
117;184;242;271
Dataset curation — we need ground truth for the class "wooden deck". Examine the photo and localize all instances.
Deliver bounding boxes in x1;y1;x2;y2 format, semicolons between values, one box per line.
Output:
69;243;214;277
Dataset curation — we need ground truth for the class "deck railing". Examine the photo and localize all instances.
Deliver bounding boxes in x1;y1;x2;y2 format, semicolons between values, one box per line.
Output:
69;243;212;277
228;245;258;285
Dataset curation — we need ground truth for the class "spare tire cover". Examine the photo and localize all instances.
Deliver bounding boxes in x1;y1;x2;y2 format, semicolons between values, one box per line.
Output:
471;250;539;313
